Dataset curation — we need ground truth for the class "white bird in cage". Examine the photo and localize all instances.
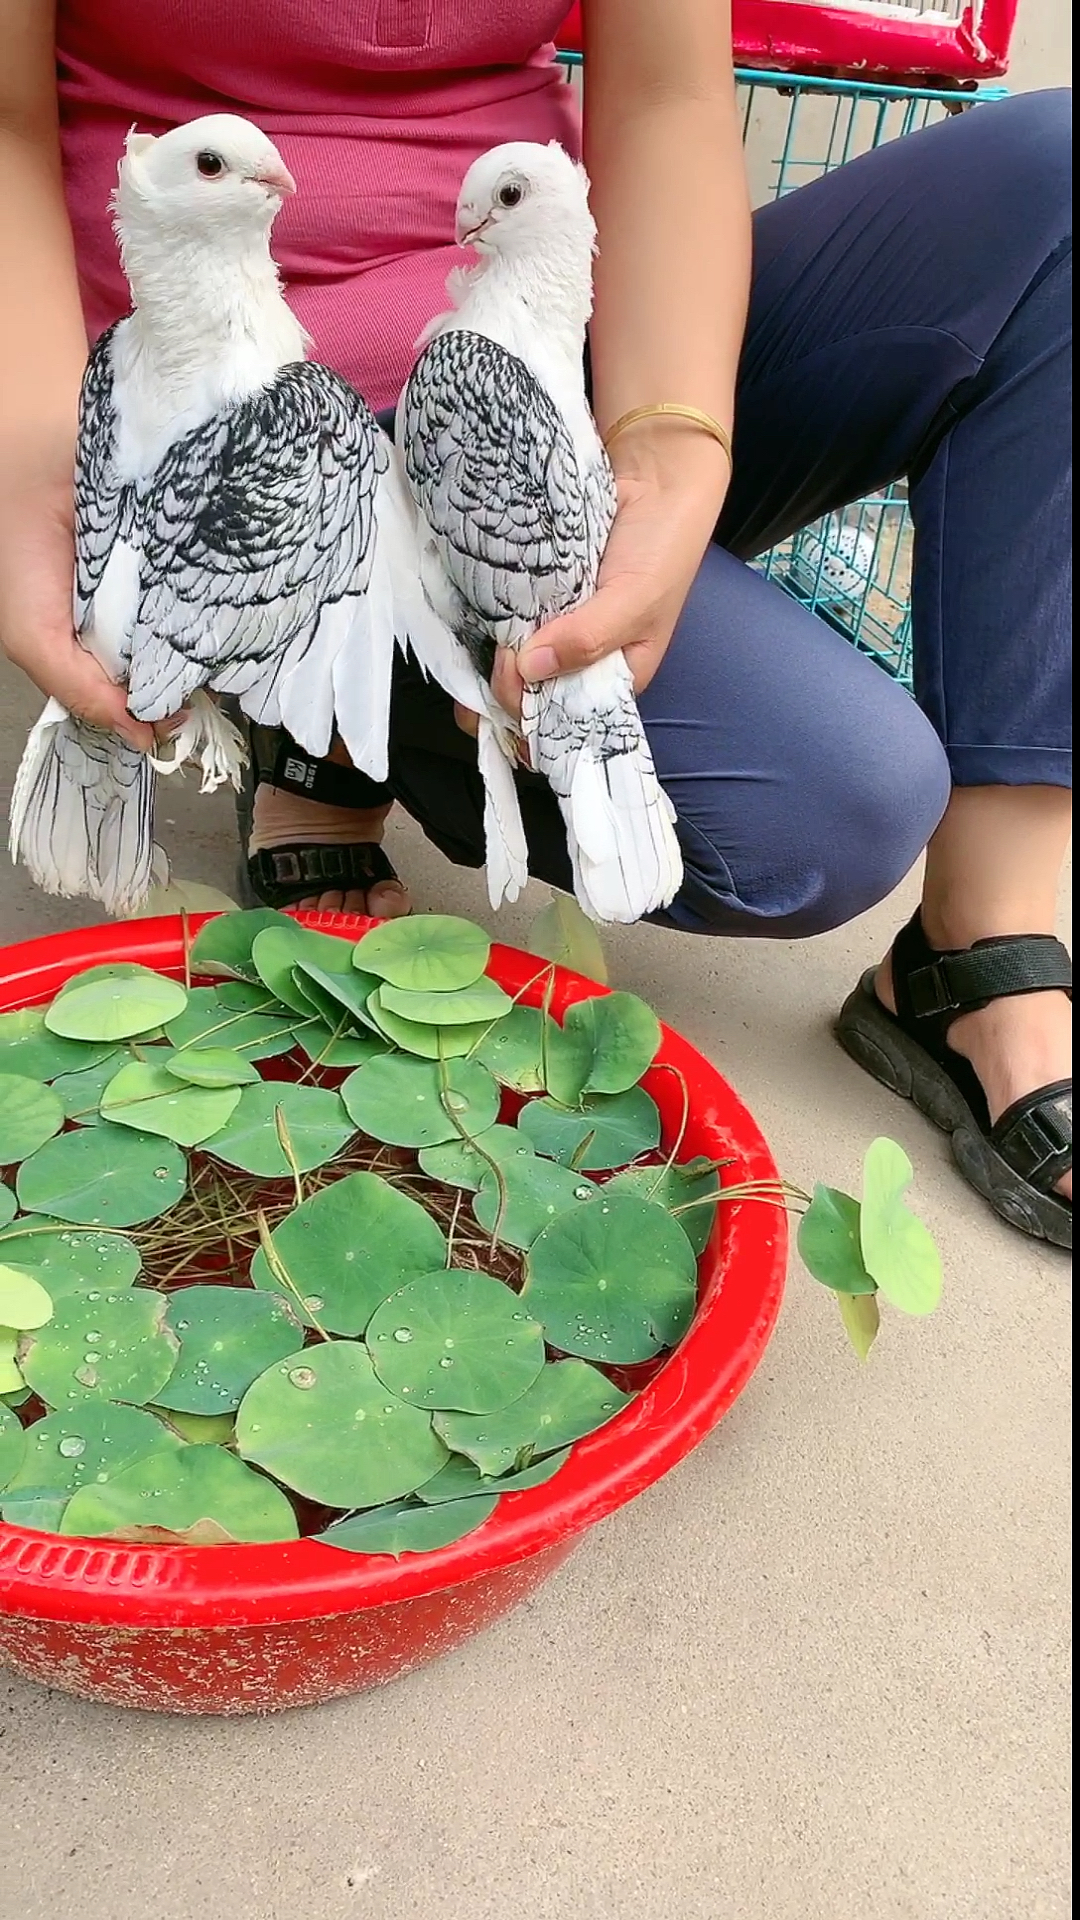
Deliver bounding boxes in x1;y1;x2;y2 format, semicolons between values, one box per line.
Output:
796;521;879;609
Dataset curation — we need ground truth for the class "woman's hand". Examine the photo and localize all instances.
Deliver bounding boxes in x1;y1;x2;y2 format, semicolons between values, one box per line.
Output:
0;466;154;749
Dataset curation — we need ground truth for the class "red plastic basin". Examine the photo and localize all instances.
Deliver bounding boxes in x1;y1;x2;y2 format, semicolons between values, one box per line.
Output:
0;913;785;1713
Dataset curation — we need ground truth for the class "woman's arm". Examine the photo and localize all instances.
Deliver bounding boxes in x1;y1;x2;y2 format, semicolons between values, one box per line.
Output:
0;0;151;743
511;0;750;698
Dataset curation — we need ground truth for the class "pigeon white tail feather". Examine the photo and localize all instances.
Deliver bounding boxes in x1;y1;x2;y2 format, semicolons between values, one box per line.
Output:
476;717;530;908
9;700;168;917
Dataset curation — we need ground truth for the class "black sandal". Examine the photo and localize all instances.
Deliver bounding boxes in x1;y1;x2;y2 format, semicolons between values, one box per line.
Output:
233;716;404;912
836;910;1072;1249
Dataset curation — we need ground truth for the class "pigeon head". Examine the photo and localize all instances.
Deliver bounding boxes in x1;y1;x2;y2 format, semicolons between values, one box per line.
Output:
114;115;296;247
454;142;594;261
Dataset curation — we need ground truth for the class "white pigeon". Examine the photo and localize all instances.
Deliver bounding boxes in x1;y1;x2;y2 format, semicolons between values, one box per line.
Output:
10;114;399;916
394;141;683;925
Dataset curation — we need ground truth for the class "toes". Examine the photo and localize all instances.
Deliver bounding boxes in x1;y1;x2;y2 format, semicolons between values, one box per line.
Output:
366;880;412;920
314;891;346;912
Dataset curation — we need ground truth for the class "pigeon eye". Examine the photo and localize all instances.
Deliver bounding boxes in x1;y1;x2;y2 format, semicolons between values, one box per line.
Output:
196;151;226;179
497;182;524;209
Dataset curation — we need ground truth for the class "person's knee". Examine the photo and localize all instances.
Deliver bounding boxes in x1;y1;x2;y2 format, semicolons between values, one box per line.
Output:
809;700;951;933
974;90;1071;233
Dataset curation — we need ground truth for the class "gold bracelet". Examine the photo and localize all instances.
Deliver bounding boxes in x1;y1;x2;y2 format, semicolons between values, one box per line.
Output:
603;403;733;465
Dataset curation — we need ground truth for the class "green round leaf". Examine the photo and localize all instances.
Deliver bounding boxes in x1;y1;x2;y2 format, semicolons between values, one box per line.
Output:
606;1157;721;1258
1;1490;69;1530
250;1171;447;1336
0;1329;24;1396
251;924;356;1015
367;992;491;1061
563;992;661;1097
295;1023;388;1069
0;1007;119;1081
517;1087;662;1172
163;984;302;1060
236;1341;447;1508
472;1157;597;1252
61;1444;298;1544
16;1125;188;1227
44;967;188;1043
190;908;295;983
0;1263;55;1330
20;1289;179;1408
418;1125;537;1192
433;1359;633;1477
204;1083;354;1176
522;1194;697;1363
341;1054;501;1149
50;1055;129;1126
0;1220;141;1296
474;1006;549;1093
0;1184;16;1228
165;1048;261;1089
156;1408;237;1444
796;1185;877;1295
292;961;386;1037
155;1286;303;1414
316;1494;498;1557
0;1402;26;1490
5;1401;178;1498
352;915;490;992
526;897;609;982
378;977;512;1028
100;1060;241;1147
367;1270;546;1413
0;1075;65;1165
416;1446;571;1504
860;1137;943;1316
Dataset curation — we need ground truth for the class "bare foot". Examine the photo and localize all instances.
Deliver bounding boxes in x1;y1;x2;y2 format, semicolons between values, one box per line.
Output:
249;786;412;919
877;952;1072;1202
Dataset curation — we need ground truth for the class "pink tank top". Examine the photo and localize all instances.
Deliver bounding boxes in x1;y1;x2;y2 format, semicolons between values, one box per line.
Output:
56;2;580;409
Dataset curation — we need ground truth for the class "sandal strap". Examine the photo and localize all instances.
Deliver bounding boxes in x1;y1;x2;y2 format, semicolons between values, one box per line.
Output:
247;840;399;908
246;723;393;811
893;912;1072;1054
990;1079;1073;1195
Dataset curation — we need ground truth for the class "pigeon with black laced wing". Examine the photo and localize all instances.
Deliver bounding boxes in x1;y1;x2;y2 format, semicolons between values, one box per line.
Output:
395;140;683;924
10;115;398;915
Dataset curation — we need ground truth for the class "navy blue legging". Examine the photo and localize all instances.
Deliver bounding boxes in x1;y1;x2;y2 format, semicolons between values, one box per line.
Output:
381;89;1072;938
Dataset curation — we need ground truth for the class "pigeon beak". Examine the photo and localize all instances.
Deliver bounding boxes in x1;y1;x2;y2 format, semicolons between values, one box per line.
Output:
455;207;490;249
253;160;297;199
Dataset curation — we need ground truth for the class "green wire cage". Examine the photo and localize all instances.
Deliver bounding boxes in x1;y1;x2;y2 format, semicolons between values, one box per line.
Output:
560;56;1008;689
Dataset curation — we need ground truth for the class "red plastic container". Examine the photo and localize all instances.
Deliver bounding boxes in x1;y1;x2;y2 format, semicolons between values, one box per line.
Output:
0;914;785;1714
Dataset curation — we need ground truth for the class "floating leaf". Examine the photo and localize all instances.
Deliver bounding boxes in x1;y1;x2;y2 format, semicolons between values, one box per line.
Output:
250;1172;446;1335
367;993;491;1061
562;992;661;1097
538;1017;595;1108
606;1158;720;1258
367;1270;546;1413
472;1157;596;1251
0;1220;141;1297
61;1444;298;1544
189;908;295;982
1;1489;68;1530
16;1125;188;1227
341;1054;501;1149
156;1409;236;1445
163;984;301;1060
837;1289;881;1361
0;1007;118;1081
44;967;187;1042
416;1446;571;1504
523;1194;696;1363
860;1138;943;1316
165;1048;261;1089
99;1060;241;1148
0;1329;23;1396
0;1185;15;1228
0;1264;54;1330
474;1006;548;1093
316;1494;497;1557
20;1288;179;1408
433;1359;632;1476
418;1125;537;1192
135;879;242;918
292;961;385;1036
50;1055;129;1126
251;924;356;1015
294;1023;387;1069
155;1286;303;1414
0;1403;26;1489
204;1083;354;1177
378;977;512;1028
797;1185;877;1295
236;1341;447;1508
0;1075;65;1165
5;1401;179;1499
527;894;608;984
517;1087;662;1171
353;915;490;992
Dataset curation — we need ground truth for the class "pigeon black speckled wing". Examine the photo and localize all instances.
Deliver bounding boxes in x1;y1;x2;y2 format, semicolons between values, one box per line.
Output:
73;324;130;634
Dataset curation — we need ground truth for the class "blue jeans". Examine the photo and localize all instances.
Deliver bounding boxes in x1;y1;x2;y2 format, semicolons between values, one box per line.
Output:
383;89;1072;937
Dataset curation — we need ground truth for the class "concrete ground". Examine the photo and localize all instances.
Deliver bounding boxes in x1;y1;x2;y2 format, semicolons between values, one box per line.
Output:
0;656;1070;1920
